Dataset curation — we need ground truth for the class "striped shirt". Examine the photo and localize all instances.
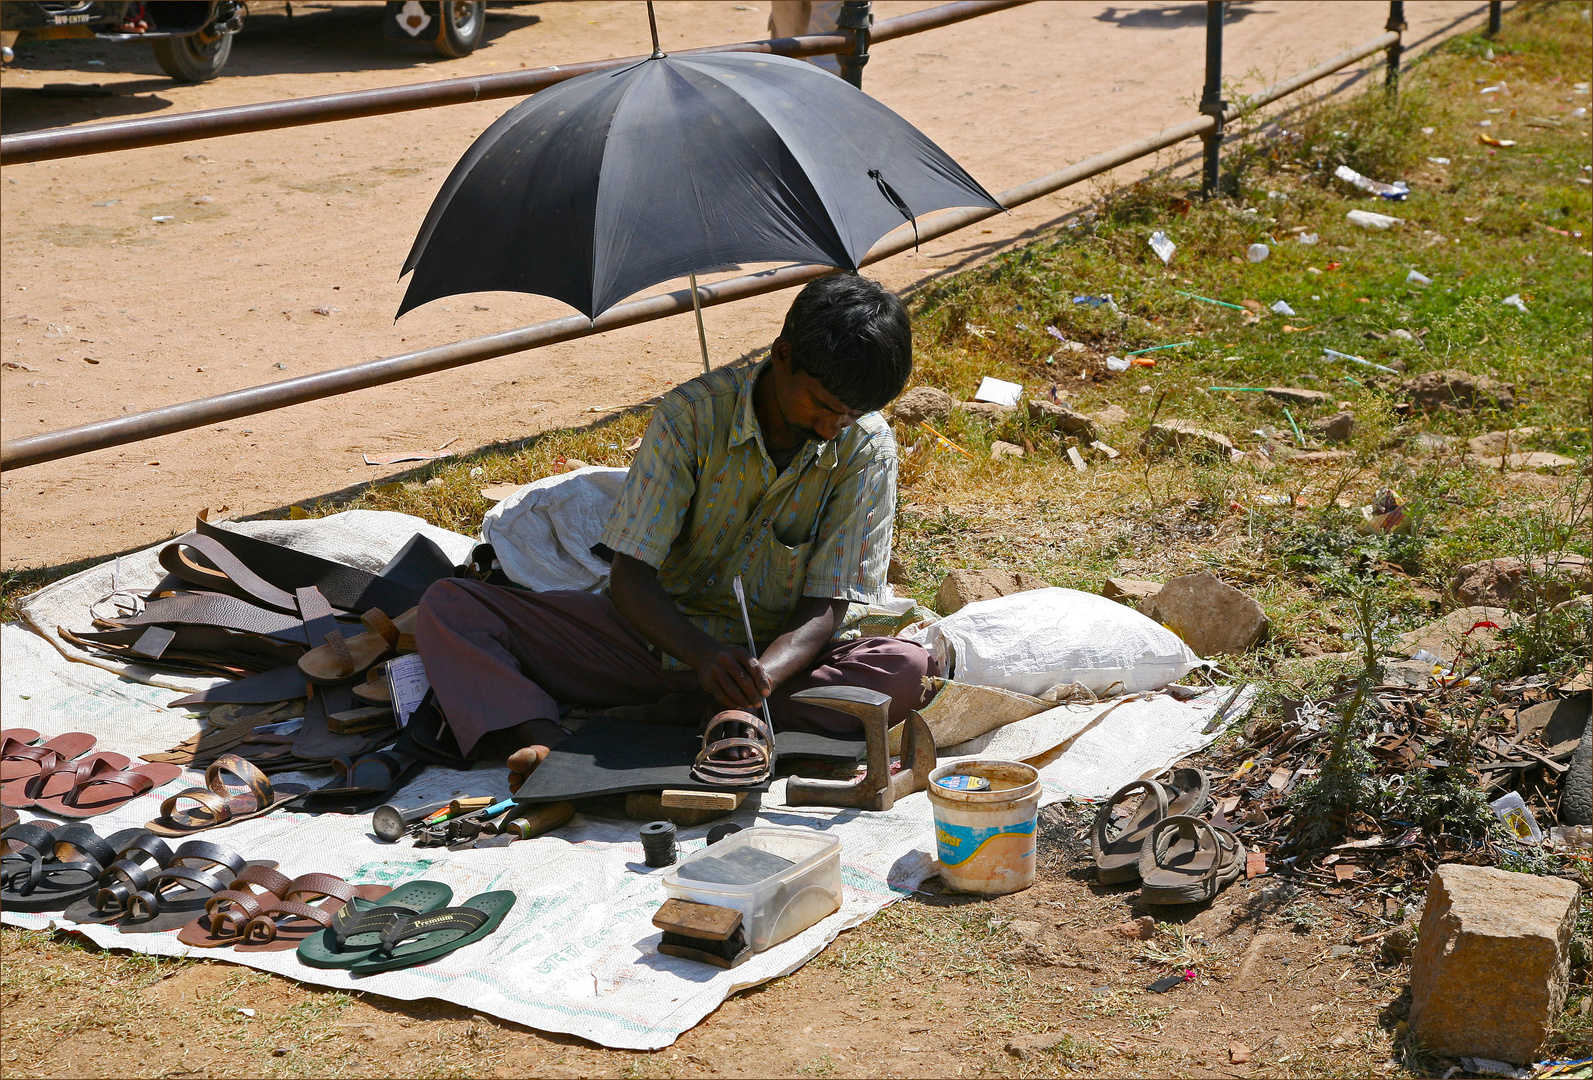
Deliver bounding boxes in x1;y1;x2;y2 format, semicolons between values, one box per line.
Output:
601;357;898;666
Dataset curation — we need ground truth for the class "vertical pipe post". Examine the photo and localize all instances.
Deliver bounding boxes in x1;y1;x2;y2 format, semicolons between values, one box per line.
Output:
837;1;873;89
1487;1;1502;36
1199;1;1226;199
689;272;711;372
1385;1;1406;92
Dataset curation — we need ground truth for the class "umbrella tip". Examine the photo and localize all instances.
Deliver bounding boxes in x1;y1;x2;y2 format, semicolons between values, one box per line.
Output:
645;0;664;59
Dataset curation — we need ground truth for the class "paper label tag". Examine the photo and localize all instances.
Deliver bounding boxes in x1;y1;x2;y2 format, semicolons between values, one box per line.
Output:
386;653;430;729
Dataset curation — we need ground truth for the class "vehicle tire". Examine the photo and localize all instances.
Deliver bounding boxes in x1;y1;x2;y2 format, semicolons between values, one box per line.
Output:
433;0;485;58
1561;717;1592;826
152;31;232;82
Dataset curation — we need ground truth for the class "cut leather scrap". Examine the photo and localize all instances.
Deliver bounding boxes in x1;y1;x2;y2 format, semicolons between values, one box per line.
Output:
189;517;423;615
144;754;308;836
168;665;310;708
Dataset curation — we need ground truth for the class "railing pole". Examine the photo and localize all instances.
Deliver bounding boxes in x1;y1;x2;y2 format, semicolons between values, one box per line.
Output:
1487;1;1502;36
837;1;873;89
1385;1;1407;92
1199;1;1226;199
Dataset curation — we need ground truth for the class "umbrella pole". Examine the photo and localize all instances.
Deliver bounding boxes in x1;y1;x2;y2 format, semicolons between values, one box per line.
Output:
689;271;711;372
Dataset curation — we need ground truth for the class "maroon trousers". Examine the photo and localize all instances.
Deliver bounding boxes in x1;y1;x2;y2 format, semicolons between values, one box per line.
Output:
415;578;938;756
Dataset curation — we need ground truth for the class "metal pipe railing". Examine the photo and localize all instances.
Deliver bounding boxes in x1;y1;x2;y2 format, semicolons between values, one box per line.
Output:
0;27;1409;473
0;0;1025;166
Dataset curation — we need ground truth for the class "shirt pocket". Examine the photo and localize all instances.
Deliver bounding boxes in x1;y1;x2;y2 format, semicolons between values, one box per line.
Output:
742;531;815;635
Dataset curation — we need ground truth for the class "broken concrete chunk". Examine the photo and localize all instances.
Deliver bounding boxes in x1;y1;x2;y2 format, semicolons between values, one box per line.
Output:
1088;403;1131;428
1140;419;1237;461
935;568;1049;615
890;386;955;427
1293;449;1353;464
1467;427;1540;456
1005;1030;1073;1061
1408;863;1580;1064
1026;398;1096;440
1398;605;1514;660
990;440;1025;460
1451;554;1590;608
1310;411;1355;444
1264;386;1335;406
1139;570;1268;656
1400;368;1516;413
1102;578;1163;606
1478;451;1580;471
956;400;1017;424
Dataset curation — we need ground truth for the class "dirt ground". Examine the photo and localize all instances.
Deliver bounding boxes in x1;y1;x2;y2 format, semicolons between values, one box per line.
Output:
1;801;1426;1078
0;0;1497;572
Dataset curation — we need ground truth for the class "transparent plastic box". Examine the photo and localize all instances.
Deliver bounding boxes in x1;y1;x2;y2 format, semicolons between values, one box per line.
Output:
661;827;842;952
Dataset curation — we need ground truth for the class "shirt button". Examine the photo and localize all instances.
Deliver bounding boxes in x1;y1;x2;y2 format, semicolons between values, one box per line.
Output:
706;577;716;586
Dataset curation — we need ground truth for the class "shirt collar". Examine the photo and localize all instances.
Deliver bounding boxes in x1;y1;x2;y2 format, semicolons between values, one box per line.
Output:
729;358;839;470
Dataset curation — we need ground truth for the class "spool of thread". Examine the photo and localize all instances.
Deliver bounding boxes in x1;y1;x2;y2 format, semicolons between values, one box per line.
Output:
705;822;743;846
639;820;678;867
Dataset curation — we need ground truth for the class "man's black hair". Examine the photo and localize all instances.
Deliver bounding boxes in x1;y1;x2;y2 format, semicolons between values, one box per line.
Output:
779;274;911;413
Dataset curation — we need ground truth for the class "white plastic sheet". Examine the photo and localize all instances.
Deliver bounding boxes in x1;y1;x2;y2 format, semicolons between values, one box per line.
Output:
479;466;629;592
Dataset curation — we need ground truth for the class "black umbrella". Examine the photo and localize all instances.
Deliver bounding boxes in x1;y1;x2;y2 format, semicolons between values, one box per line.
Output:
396;26;1002;338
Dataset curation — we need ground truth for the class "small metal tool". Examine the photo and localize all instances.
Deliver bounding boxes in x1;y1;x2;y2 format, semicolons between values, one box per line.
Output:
730;575;777;735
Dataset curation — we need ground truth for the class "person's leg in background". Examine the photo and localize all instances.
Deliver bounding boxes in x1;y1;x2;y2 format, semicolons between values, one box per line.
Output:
767;636;940;734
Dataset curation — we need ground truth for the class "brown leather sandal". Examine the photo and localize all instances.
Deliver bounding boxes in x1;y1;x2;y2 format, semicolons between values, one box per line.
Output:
234;875;394;952
298;607;417;686
690;709;773;787
176;864;294;947
144;754;308;836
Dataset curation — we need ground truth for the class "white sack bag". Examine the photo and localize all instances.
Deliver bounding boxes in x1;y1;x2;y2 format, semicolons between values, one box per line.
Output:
921;587;1204;696
480;466;629;592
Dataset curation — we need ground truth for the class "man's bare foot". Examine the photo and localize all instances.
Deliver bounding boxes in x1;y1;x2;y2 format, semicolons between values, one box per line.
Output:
507;745;551;793
601;690;716;727
473;718;567;793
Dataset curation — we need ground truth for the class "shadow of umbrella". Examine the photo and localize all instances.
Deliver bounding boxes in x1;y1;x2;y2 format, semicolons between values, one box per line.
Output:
1095;2;1266;29
396;2;1002;371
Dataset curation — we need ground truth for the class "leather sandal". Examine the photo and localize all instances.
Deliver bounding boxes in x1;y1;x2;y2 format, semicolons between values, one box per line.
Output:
1137;816;1247;906
297;607;418;686
2;752;128;809
175;864;294;947
1;732;96;784
1091;779;1170;884
31;759;182;819
1;822;144;913
234;875;394;952
144;754;308;836
690;710;773;787
85;839;277;934
297;879;454;969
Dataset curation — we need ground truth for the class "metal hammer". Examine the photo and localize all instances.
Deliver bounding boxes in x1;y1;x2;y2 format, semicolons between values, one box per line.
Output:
784;685;935;811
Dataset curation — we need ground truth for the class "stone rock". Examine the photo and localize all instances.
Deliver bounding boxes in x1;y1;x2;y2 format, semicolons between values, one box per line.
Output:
1293;449;1353;464
934;568;1049;615
1407;863;1581;1064
1008;919;1044;942
1400;368;1517;413
1102;578;1163;606
1089;403;1132;428
1479;451;1580;471
1468;427;1540;456
1140;571;1269;656
890;386;955;427
886;555;908;586
956;400;1017;424
1026;399;1096;440
1005;1030;1072;1061
1451;555;1590;608
1516;697;1591;757
1310;411;1356;444
1103;916;1157;940
1141;419;1236;461
1409;432;1458;455
1398;605;1514;661
1229;1042;1253;1064
1265;386;1335;406
990;440;1025;460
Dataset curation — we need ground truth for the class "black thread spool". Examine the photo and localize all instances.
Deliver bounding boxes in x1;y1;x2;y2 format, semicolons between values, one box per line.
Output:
706;822;742;846
639;820;677;867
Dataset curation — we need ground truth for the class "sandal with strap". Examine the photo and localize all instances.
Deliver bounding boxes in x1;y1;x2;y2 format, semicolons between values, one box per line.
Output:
2;752;129;810
1137;815;1247;907
31;759;182;819
60;835;232;925
144;754;308;836
104;840;278;935
1;822;143;912
234;875;394;953
690;710;773;787
1;732;96;784
297;879;454;969
299;751;423;816
175;864;294;947
298;607;418;686
349;890;516;975
1091;779;1171;884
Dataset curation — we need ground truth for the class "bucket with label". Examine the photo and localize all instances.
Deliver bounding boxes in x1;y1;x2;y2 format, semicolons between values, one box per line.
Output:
927;758;1041;895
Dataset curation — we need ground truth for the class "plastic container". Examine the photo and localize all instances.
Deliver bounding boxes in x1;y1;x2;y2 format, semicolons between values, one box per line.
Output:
662;827;841;952
927;759;1042;895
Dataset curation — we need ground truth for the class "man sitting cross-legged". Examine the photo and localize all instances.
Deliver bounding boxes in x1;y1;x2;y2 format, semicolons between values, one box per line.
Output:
414;274;938;790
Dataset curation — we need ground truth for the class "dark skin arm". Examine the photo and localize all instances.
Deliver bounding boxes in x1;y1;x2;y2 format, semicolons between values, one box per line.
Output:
609;552;848;709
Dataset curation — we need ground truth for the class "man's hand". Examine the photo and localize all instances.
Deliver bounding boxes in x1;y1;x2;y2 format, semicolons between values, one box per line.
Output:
696;643;773;710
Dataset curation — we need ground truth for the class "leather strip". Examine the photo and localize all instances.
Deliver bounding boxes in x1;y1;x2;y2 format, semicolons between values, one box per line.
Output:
158;532;299;613
115;833;174;869
192;516;421;616
2;822;56;862
168;665;310;708
50;824;116;869
171;840;247;878
107;592;312;644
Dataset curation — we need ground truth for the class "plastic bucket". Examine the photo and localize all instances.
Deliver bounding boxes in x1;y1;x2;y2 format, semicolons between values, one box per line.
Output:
927;758;1041;895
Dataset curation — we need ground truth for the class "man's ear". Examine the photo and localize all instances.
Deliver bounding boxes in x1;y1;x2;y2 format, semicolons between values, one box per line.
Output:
769;337;791;370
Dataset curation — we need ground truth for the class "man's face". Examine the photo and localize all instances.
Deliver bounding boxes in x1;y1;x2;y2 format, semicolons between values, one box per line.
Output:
768;339;865;443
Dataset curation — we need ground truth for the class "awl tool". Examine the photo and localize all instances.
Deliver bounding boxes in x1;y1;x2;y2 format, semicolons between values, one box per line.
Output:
731;575;776;734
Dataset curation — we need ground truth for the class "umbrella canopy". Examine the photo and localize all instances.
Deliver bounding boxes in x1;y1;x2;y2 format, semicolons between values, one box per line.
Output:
397;51;1002;320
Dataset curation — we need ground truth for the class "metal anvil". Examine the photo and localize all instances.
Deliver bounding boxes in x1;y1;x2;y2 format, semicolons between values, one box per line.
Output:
784;685;934;811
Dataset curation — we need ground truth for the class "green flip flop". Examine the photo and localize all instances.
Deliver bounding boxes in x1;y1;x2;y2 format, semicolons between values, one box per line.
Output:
348;891;516;975
296;879;453;969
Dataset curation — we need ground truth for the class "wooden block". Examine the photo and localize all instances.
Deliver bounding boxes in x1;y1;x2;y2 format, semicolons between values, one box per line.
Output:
653;898;742;941
623;792;731;827
659;789;745;811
